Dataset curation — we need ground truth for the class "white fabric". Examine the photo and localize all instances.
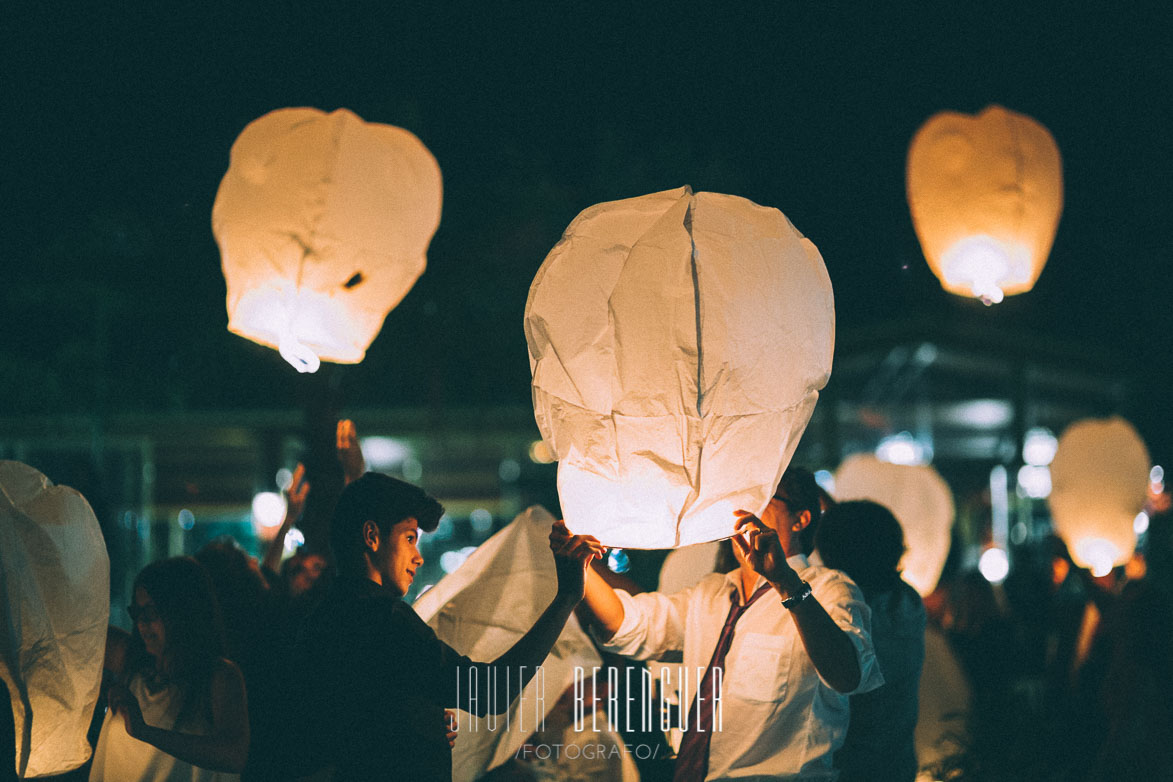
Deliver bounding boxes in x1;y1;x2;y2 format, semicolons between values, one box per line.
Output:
0;461;109;778
88;674;239;782
526;185;834;549
413;506;603;782
600;555;882;781
833;455;955;596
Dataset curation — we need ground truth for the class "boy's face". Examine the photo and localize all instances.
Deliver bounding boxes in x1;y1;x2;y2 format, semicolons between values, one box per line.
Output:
373;518;424;597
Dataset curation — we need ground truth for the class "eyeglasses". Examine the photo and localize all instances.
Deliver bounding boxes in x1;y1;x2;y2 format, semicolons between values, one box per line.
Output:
128;603;161;624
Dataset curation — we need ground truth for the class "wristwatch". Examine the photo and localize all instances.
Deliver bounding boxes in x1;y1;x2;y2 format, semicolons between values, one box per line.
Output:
781;580;813;610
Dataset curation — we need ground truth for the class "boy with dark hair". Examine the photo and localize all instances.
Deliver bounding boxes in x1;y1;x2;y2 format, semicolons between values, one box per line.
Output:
295;472;601;782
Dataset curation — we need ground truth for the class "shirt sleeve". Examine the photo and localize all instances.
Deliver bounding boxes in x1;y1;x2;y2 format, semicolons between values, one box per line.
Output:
811;570;884;695
595;585;694;661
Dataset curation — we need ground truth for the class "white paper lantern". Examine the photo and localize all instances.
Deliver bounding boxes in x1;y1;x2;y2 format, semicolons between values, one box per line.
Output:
1049;417;1149;576
906;105;1063;304
1;461;109;778
525;186;834;549
413;506;601;782
213;107;442;372
833;453;955;596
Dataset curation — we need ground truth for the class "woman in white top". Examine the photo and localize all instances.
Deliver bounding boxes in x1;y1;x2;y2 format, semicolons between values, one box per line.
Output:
90;556;249;782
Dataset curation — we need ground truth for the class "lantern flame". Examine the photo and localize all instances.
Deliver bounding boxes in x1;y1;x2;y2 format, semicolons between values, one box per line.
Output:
1073;538;1120;578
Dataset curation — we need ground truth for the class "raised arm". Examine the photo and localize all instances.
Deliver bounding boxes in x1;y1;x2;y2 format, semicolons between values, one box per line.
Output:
734;513;863;693
261;462;309;575
580;558;627;640
110;658;250;773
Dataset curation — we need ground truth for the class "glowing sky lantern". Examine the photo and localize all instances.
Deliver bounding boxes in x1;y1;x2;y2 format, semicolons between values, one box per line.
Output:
833;453;955;596
1049;417;1150;576
906;105;1063;305
213;108;442;372
526;186;834;549
1;461;109;778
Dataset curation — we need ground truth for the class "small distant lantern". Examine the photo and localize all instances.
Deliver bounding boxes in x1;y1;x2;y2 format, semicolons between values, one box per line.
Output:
906;105;1063;305
1;462;109;778
213;107;442;372
833;453;955;596
1049;417;1149;576
526;186;834;549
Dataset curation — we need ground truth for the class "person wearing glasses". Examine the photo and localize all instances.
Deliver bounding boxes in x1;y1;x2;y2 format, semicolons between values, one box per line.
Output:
90;557;248;781
569;467;883;782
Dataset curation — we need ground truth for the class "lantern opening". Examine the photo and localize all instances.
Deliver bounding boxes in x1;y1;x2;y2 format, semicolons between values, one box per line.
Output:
1073;537;1121;578
940;235;1031;305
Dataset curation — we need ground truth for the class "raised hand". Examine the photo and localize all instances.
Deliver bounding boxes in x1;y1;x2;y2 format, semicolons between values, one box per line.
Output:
732;511;800;591
549;520;606;602
284;462;310;523
336;419;365;484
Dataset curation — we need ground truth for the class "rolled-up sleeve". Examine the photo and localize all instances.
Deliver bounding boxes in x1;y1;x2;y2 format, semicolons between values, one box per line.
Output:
595;587;692;661
814;573;884;695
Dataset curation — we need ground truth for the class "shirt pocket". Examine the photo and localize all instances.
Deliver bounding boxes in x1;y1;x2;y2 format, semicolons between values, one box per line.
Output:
724;632;791;703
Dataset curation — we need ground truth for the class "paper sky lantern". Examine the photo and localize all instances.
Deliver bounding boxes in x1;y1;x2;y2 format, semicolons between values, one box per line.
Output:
833;453;955;596
414;506;601;782
906;105;1063;305
526;186;834;549
1049;417;1149;576
1;462;109;778
213;107;442;372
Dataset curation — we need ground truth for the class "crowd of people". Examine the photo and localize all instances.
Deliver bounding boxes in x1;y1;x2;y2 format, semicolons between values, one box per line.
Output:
7;421;1172;782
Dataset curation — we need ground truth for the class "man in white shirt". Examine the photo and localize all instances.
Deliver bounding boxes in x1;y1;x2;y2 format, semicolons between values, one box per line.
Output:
557;468;882;781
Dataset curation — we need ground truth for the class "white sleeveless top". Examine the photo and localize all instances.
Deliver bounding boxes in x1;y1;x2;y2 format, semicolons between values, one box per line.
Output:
88;673;240;782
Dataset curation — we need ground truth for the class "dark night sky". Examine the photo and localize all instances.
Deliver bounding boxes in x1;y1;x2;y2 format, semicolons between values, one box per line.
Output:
3;3;1171;454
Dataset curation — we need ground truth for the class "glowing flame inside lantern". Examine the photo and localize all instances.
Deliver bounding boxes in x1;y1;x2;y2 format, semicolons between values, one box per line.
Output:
1073;538;1120;578
940;235;1032;305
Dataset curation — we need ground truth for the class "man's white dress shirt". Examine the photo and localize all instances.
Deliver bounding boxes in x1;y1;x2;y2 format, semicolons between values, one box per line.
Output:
600;554;882;781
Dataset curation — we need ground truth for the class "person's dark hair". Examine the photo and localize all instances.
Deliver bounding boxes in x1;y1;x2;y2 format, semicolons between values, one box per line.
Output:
194;537;270;666
127;557;227;723
815;500;906;599
330;472;444;564
776;466;822;556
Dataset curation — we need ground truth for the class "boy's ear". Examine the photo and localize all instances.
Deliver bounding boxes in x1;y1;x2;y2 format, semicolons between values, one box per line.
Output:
792;510;812;532
362;519;381;552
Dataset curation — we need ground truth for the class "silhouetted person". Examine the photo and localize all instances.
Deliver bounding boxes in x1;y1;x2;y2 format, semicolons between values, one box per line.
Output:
815;500;926;782
292;472;601;782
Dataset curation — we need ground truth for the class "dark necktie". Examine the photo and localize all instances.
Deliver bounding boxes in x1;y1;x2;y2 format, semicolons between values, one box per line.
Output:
672;581;774;782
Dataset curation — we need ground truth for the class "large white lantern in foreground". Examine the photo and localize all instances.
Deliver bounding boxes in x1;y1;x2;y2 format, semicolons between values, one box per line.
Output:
1049;417;1149;576
906;105;1063;305
833;453;955;596
1;462;109;778
526;186;834;548
213;107;442;372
